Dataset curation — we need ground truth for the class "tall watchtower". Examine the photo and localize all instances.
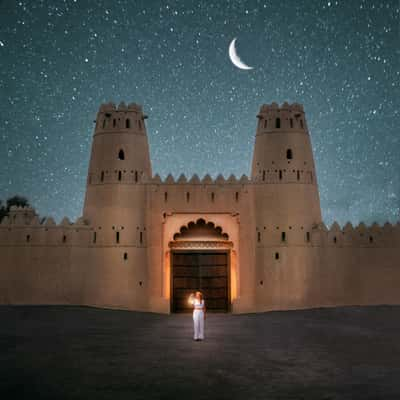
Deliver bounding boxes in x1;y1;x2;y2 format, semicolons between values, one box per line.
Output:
250;102;323;310
251;102;322;229
81;102;152;310
83;102;152;232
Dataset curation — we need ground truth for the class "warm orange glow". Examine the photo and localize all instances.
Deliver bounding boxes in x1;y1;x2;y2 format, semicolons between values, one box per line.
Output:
164;251;170;299
230;250;237;301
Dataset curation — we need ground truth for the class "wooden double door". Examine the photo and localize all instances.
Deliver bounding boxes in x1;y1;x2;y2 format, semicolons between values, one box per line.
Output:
171;251;230;313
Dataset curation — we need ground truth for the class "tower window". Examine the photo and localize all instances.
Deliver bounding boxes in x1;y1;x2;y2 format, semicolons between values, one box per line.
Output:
101;171;104;182
164;192;168;202
116;232;120;244
369;236;373;243
26;234;30;243
186;192;190;202
281;232;286;242
93;232;97;243
263;170;266;181
286;149;293;159
211;192;215;202
306;232;310;242
140;231;143;244
300;119;304;129
63;235;67;243
257;232;261;242
297;170;300;181
290;118;293;128
235;192;239;202
126;119;130;129
123;252;128;260
118;171;122;181
264;119;267;129
333;236;337;244
113;119;116;127
279;170;282;180
118;149;125;160
275;118;281;129
275;252;280;260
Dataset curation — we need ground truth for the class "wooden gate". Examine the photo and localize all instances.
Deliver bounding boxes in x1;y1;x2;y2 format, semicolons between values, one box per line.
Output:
171;251;230;313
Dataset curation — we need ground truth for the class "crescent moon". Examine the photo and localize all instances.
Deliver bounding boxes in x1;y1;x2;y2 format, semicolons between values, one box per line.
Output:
229;38;253;70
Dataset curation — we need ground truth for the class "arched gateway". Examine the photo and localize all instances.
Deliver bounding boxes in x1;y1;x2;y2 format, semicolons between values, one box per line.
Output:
169;218;233;313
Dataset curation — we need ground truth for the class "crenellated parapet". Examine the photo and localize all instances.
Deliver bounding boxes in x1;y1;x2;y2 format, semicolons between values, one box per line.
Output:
145;173;251;215
87;172;252;187
0;209;92;247
99;102;143;113
94;101;147;136
149;173;250;185
256;102;308;133
253;220;400;248
311;221;400;247
4;205;37;225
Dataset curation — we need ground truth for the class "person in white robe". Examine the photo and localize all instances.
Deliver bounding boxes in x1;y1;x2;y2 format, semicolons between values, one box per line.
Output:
189;291;206;341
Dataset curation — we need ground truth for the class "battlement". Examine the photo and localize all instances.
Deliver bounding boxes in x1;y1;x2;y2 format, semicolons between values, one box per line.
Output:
5;205;37;225
150;173;250;185
94;102;148;135
312;220;400;247
99;102;143;113
1;206;88;227
256;102;308;133
253;219;400;248
258;102;304;113
0;211;92;247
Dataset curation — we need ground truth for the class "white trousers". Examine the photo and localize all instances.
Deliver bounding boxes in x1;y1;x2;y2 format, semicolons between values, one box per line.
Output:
193;310;205;340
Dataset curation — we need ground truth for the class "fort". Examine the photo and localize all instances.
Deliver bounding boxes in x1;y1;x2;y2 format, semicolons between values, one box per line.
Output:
0;101;399;313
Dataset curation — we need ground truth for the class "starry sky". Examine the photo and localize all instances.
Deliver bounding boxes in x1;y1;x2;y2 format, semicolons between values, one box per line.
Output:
0;0;399;226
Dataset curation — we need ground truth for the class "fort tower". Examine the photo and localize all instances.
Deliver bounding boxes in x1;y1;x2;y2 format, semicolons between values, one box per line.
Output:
251;102;323;310
81;102;152;310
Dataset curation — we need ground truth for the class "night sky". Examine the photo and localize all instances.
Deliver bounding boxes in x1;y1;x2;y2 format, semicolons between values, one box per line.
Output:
0;0;399;226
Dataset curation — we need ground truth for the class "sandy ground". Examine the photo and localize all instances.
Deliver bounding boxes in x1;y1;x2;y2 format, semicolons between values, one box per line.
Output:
3;305;400;399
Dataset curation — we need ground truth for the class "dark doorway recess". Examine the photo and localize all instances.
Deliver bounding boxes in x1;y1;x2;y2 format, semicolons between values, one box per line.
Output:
171;251;230;313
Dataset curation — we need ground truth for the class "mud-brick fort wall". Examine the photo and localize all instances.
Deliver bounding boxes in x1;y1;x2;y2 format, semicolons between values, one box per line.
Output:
0;205;399;312
0;205;150;310
0;101;399;313
0;207;91;305
252;219;400;312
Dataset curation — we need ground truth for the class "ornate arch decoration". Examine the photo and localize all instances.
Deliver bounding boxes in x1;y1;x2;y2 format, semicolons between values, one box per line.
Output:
169;218;232;249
